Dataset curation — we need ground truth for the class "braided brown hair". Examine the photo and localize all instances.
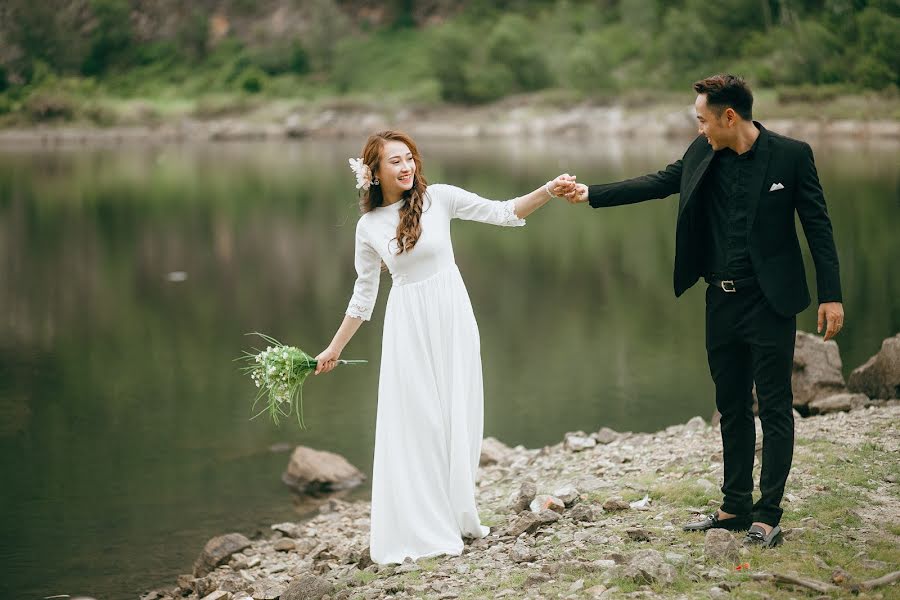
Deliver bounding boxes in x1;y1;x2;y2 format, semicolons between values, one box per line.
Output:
359;130;429;255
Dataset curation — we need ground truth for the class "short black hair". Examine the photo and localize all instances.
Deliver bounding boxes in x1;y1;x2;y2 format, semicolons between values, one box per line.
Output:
693;74;753;121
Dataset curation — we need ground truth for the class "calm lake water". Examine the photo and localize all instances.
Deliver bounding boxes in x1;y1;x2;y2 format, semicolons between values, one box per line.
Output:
1;135;898;599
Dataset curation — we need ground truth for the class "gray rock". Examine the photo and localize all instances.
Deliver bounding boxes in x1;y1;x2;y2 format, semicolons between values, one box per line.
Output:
808;392;871;414
684;416;707;432
848;333;900;399
508;480;537;513
525;572;551;586
254;583;287;600
529;494;565;513
537;508;562;525
696;478;717;493
480;436;512;466
506;511;541;536
586;585;609;598
271;522;301;538
791;331;847;409
553;485;581;506
704;528;740;562
282;446;366;494
200;592;232;600
194;533;252;578
623;549;676;585
602;498;630;511
594;427;621;444
396;558;421;573
569;503;596;522
194;576;215;598
626;527;653;542
176;573;195;594
565;433;597;452
507;508;561;536
280;575;334;600
509;541;535;563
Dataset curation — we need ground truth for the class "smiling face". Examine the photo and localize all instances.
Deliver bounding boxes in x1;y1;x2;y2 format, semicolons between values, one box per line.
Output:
695;94;734;151
376;140;416;199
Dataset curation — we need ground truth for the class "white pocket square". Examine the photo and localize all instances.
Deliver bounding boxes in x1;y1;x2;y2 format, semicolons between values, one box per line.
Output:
769;182;785;192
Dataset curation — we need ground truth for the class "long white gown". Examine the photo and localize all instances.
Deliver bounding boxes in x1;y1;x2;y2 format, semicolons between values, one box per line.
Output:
345;183;525;564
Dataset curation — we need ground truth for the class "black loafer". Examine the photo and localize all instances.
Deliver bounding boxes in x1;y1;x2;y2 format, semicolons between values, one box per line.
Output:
743;524;783;547
683;512;752;532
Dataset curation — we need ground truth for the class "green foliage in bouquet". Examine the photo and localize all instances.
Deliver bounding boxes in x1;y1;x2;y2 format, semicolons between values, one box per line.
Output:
237;332;366;429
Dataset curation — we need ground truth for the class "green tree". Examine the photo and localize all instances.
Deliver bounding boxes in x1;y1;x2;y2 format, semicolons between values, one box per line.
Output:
176;8;210;61
6;0;88;75
485;14;551;92
82;0;133;76
306;0;351;72
565;31;619;93
658;7;716;78
620;0;660;32
463;61;516;103
429;23;477;102
855;7;899;86
783;20;845;84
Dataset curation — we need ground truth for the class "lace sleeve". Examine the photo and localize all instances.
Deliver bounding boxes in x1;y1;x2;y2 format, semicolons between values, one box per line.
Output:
345;223;381;321
445;184;526;227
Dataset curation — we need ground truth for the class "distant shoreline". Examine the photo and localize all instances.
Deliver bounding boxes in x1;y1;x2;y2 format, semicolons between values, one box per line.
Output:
2;103;899;148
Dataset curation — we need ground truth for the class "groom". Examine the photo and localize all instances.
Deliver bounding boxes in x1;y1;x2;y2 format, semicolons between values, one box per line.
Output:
566;74;844;547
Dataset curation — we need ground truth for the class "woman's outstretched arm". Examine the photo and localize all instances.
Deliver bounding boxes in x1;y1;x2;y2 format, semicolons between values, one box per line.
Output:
448;174;577;226
513;174;577;218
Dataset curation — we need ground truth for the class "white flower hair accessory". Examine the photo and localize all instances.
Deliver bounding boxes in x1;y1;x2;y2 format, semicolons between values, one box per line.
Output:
348;157;373;190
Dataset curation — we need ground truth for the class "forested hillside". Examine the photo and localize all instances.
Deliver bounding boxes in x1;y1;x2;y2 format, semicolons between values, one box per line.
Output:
1;0;897;124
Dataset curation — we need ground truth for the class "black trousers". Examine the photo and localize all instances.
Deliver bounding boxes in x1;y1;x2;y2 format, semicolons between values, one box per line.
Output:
705;281;796;526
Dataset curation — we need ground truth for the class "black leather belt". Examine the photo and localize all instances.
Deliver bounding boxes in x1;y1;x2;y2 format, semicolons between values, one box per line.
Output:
708;275;757;293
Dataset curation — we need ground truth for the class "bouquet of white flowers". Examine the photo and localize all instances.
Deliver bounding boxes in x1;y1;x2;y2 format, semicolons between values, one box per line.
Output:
238;333;366;429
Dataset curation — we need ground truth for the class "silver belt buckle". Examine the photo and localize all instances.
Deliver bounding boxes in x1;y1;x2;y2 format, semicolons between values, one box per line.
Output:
720;280;736;293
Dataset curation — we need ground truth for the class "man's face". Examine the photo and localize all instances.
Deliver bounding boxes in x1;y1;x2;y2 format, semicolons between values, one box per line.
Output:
695;94;731;151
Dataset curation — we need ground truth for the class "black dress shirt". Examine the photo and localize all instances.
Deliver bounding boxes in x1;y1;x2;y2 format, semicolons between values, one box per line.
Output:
701;127;765;280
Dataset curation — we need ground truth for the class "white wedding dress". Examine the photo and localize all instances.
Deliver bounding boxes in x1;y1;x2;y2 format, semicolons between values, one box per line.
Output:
345;183;525;564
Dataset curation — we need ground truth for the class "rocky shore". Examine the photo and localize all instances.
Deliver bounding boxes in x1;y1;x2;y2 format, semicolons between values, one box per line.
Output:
134;333;899;600
142;405;899;600
2;101;900;148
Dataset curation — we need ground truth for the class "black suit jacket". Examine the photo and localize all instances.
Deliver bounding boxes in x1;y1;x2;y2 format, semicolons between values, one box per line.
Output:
588;123;842;317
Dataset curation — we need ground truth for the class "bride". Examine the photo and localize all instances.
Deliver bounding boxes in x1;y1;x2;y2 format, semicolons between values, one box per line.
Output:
314;130;575;564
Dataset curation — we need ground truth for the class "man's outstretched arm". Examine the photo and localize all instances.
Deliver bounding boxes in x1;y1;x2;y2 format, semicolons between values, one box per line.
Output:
565;160;683;206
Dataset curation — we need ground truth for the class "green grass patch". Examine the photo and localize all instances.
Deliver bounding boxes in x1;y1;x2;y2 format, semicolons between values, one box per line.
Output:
650;479;719;509
352;569;378;585
416;557;441;572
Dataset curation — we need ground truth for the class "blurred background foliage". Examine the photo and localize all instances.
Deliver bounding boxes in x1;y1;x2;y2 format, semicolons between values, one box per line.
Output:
0;0;897;124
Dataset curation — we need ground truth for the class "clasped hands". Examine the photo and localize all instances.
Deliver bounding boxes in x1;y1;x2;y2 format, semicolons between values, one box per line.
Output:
546;175;588;203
